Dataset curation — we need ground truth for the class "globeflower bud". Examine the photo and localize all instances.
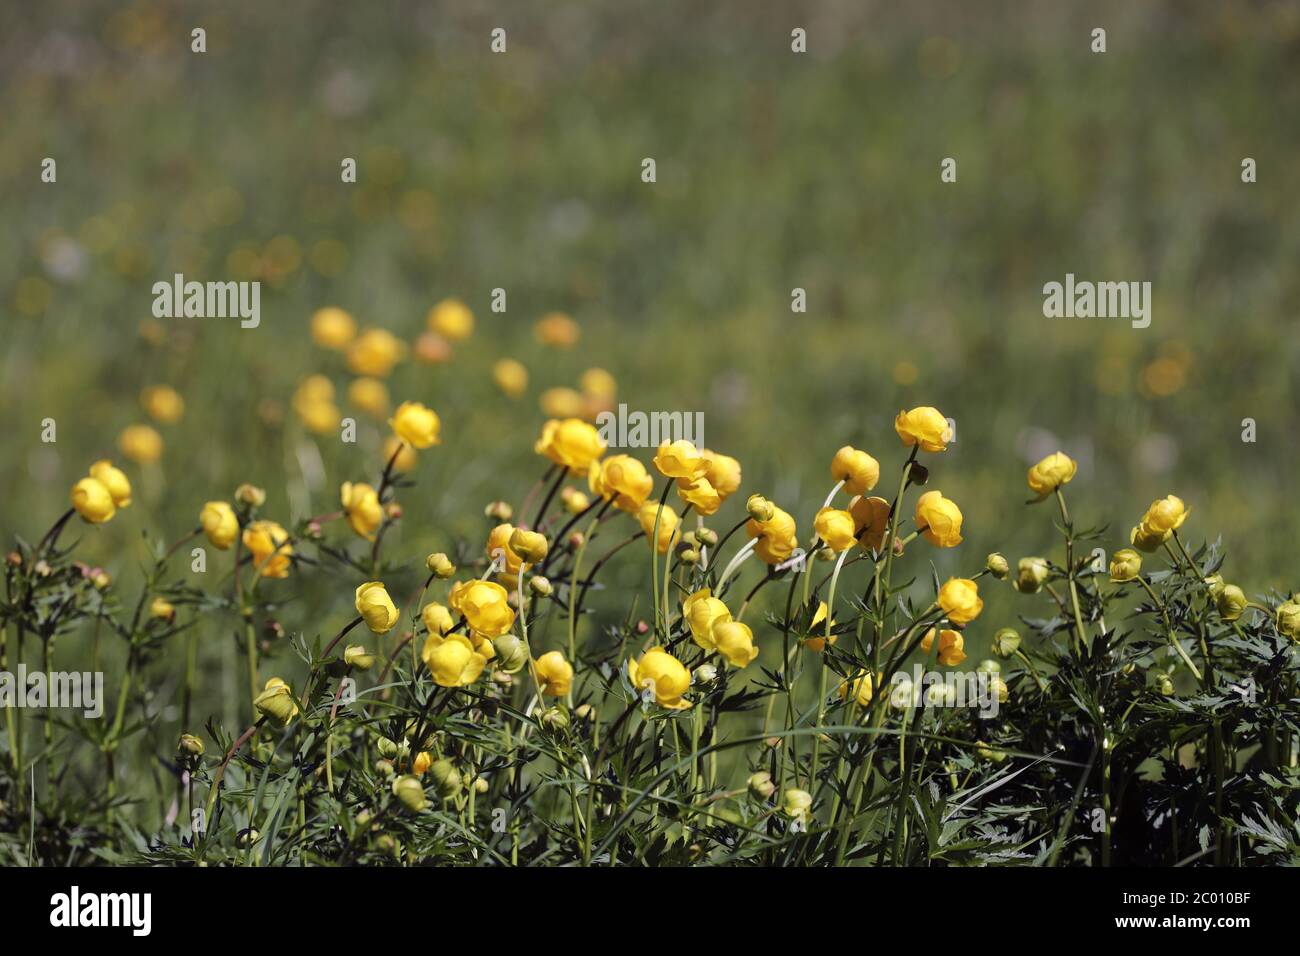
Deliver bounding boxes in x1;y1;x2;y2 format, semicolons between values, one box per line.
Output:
746;494;774;523
991;627;1021;658
1216;585;1247;622
150;597;176;622
428;759;463;801
1276;601;1300;641
234;483;266;508
1014;557;1050;593
697;527;718;548
693;663;718;686
540;706;570;730
782;788;812;822
1155;673;1175;696
237;828;260;848
177;733;205;757
392;774;428;812
425;552;455;578
678;548;701;565
985;553;1009;579
509;528;549;564
485;500;513;522
492;635;529;673
748;771;775;800
528;575;553;598
1109;549;1142;583
977;658;1001;675
343;644;375;671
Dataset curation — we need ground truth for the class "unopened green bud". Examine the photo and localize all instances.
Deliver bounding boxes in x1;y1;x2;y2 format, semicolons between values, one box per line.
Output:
991;627;1021;658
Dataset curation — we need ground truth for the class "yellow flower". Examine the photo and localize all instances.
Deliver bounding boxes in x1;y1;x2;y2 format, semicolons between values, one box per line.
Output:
783;788;813;821
382;435;418;473
535;419;606;474
141;385;184;424
637;501;681;554
200;500;239;549
1015;556;1050;593
422;602;454;635
1130;524;1168;553
487;523;529;577
831;446;880;495
310;306;356;349
292;375;341;434
921;627;967;666
814;507;857;552
802;601;835;652
938;578;983;624
509;528;549;565
71;477;115;524
89;460;132;508
540;387;585;418
427;298;474;341
589;455;653;512
422;633;488;687
681;589;731;651
346;327;406;377
1277;602;1300;642
745;505;798;564
150;596;176;621
849;495;891;552
254;677;299;727
413;331;452;364
118;423;163;463
1026;452;1077;500
347;377;390;417
701;449;742;498
580;367;617;399
1139;495;1190;536
532;650;574;696
355;581;399;634
448;580;515;638
839;671;875;707
894;406;951;452
412;750;433;775
389;401;440;448
712;620;759;668
1109;549;1142;582
561;487;591;513
627;648;691;709
235;484;266;507
1217;586;1247;622
243;520;294;579
341;481;384;539
492;358;529;398
534;311;580;348
344;645;375;670
676;475;722;515
653;440;708;480
914;490;963;547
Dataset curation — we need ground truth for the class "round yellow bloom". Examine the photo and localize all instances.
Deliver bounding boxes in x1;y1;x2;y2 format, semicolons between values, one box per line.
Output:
914;490;963;548
71;477;115;524
533;650;574;697
561;487;591;513
1139;495;1190;536
347;327;406;377
422;633;488;687
448;580;515;638
389;401;440;448
675;475;722;515
310;306;357;349
682;589;731;651
1027;452;1077;500
628;648;691;709
839;671;875;707
254;677;299;727
118;424;163;464
849;495;891;552
831;446;880;495
243;520;294;579
1276;602;1300;642
341;481;383;539
783;788;813;821
412;750;433;775
894;406;951;453
1217;585;1247;622
589;455;654;512
509;528;549;564
580;367;617;399
814;507;857;553
534;311;580;348
487;523;528;577
712;620;759;668
89;460;132;508
347;377;390;417
492;358;529;398
413;331;452;364
344;645;375;670
653;440;708;480
1130;524;1168;553
1015;556;1050;592
382;435;418;473
150;596;175;621
235;484;266;507
535;418;606;474
295;373;335;404
355;582;399;634
427;298;474;341
701;449;742;498
422;602;454;635
745;505;798;565
638;501;680;554
921;628;967;666
1109;548;1142;582
141;385;184;424
938;577;983;624
200;500;239;549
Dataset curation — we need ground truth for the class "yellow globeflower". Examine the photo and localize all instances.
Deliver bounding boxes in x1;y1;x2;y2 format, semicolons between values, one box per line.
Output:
653;440;708;480
580;367;617;399
1026;452;1077;500
637;501;680;554
589;455;654;512
921;628;967;666
422;602;454;635
849;495;891;552
422;633;488;687
701;449;742;498
243;520;294;579
389;401;440;448
448;580;515;638
118;423;163;464
413;331;452;364
1109;549;1142;583
1276;602;1300;642
894;406;951;452
938;578;983;624
539;387;585;419
533;650;574;696
150;596;175;622
141;385;184;424
1130;524;1168;553
509;528;549;564
1139;495;1190;535
682;589;731;651
487;523;528;577
355;582;399;635
340;481;384;540
310;306;356;349
814;507;857;552
534;311;580;348
839;671;875;707
712;621;759;668
535;418;606;474
492;358;529;398
89;460;132;508
200;500;239;549
71;477;115;524
254;677;299;727
745;505;798;565
382;434;418;473
914;490;963;548
561;487;591;513
676;476;723;515
628;648;691;709
802;601;836;652
347;377;390;417
831;446;880;495
427;298;474;341
347;327;406;377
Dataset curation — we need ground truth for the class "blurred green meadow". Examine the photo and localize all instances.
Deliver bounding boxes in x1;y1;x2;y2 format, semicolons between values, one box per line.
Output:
3;0;1300;732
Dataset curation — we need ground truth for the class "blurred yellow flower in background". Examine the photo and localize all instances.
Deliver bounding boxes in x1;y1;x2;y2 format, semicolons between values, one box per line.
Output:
534;311;580;348
427;298;474;341
347;378;390;417
141;385;184;424
341;481;383;539
382;435;417;472
347;327;406;377
310;306;356;349
118;423;163;463
493;358;529;398
539;387;585;418
243;520;293;578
